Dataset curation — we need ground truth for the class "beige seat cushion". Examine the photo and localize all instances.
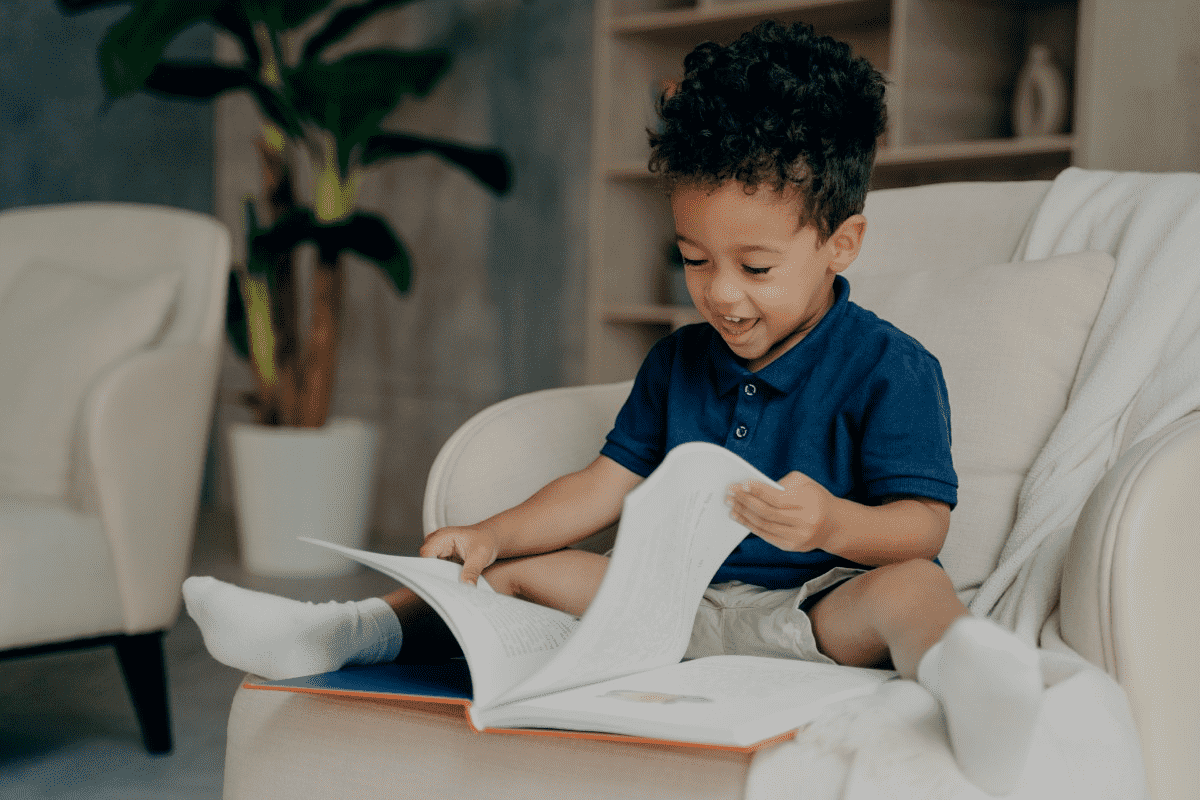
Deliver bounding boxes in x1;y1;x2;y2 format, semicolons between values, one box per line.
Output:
849;251;1115;597
0;497;123;648
0;262;180;498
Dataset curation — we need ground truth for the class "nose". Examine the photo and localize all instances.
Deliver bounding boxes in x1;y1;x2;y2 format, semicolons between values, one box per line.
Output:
706;265;746;309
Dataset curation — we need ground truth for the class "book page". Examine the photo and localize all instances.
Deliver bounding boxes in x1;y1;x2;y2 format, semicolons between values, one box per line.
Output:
486;442;779;710
299;539;578;708
482;654;894;747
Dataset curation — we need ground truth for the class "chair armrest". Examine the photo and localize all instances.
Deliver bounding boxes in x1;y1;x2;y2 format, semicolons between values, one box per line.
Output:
1060;410;1200;800
422;381;634;536
78;342;220;633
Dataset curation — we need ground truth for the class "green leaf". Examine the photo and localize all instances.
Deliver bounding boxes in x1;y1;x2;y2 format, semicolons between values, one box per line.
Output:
247;207;314;273
362;133;513;194
275;0;336;30
288;49;451;172
248;209;412;296
248;0;335;31
326;213;411;294
98;0;227;99
211;1;260;72
143;61;252;99
56;0;130;14
301;0;416;61
244;77;304;138
225;271;251;360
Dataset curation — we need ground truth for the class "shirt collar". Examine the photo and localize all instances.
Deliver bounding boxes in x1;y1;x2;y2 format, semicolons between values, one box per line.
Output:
708;275;851;396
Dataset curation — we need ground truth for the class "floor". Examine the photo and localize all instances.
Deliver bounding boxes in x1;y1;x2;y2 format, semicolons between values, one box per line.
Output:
0;507;400;800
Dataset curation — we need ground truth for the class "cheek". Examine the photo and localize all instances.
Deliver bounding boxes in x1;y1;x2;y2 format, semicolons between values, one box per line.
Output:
757;285;786;302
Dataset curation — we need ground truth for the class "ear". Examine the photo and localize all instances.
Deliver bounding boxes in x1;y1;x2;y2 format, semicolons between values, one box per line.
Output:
826;214;867;273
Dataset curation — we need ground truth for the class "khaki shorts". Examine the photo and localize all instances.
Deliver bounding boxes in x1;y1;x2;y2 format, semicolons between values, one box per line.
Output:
684;567;866;663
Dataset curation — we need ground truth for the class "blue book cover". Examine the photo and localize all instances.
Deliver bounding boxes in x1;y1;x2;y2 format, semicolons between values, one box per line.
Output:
247;659;473;706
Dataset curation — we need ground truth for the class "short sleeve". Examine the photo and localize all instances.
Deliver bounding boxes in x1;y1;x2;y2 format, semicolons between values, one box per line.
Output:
599;336;674;478
857;344;958;508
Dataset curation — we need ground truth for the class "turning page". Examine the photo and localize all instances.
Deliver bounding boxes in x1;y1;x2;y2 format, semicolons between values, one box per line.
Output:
481;654;893;747
482;442;779;713
300;539;577;708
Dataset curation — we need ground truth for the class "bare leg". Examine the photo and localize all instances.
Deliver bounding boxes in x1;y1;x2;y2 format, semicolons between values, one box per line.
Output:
808;559;1043;795
380;549;609;659
807;557;967;678
479;549;609;617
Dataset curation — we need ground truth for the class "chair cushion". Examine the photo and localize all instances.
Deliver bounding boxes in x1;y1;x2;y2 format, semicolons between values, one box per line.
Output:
0;496;124;649
849;251;1115;598
0;261;181;498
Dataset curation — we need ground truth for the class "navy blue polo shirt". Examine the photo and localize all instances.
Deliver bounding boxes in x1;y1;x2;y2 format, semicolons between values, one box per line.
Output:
600;275;957;590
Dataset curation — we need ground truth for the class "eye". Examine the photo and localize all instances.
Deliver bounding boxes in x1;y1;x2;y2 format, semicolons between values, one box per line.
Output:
742;265;771;276
681;257;708;268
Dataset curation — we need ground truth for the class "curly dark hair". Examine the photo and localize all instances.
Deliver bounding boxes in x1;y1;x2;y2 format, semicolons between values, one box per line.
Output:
648;20;887;241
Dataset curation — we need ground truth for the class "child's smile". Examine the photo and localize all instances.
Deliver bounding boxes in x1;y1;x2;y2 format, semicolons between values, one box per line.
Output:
671;181;865;372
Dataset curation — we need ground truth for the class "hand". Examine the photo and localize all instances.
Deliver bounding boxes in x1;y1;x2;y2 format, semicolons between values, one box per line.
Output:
726;471;835;552
419;526;500;585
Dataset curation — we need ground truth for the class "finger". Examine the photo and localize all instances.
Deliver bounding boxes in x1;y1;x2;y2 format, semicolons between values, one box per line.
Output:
729;489;795;529
732;480;790;506
459;551;494;585
463;538;500;582
418;536;452;560
749;481;821;526
729;500;786;542
776;470;816;490
420;533;468;564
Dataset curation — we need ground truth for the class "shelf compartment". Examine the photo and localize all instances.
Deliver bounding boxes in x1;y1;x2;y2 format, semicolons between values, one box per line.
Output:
877;134;1073;167
604;133;1075;181
610;0;891;40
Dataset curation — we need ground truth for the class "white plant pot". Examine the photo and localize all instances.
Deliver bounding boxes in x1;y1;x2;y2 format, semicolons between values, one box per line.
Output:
230;417;379;577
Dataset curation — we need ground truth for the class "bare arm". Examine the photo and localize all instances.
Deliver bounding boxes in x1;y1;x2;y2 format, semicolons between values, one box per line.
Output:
421;455;643;581
727;472;950;565
821;495;950;565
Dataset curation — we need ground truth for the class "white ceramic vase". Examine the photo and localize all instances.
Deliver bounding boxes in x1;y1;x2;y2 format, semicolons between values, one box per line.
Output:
230;417;380;576
1012;44;1068;138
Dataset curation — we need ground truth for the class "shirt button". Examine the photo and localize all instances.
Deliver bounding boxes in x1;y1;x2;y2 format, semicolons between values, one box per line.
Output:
744;383;757;396
735;425;748;439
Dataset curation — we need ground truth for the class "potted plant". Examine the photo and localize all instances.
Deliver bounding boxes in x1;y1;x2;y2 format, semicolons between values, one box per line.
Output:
61;0;512;574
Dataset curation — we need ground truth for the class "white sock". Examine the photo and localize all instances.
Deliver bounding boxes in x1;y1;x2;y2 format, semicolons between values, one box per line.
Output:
182;576;403;681
917;615;1043;796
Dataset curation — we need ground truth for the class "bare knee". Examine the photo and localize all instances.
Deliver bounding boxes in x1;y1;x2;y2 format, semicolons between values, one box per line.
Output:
859;558;953;598
812;559;957;663
856;559;956;624
480;556;541;597
480;550;608;617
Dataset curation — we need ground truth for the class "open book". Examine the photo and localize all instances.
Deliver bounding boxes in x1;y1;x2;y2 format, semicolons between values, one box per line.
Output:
246;441;894;750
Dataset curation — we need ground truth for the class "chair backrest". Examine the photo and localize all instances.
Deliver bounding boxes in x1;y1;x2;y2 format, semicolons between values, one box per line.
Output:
852;179;1050;277
0;202;231;349
423;381;633;535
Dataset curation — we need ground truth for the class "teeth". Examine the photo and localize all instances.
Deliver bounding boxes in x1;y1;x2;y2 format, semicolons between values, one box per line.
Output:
724;316;743;322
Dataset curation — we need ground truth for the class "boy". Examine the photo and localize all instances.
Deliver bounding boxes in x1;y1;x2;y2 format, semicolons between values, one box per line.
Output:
186;21;1042;795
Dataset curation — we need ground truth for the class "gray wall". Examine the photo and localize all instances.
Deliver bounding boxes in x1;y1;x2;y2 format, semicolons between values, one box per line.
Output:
0;0;213;213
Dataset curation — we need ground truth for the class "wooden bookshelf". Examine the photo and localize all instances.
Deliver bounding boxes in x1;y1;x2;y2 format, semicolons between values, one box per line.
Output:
587;0;1081;382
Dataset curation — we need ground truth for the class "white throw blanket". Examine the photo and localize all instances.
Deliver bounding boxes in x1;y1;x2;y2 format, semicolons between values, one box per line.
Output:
975;167;1200;633
746;168;1200;800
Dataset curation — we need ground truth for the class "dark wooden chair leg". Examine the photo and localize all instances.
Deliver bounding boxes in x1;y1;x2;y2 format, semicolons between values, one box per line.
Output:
113;631;173;754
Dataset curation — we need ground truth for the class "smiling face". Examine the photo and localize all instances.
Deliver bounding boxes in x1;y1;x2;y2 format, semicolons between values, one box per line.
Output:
671;181;866;372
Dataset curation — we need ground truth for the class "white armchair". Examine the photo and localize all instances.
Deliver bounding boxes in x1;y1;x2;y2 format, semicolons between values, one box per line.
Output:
222;171;1199;800
0;202;230;754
